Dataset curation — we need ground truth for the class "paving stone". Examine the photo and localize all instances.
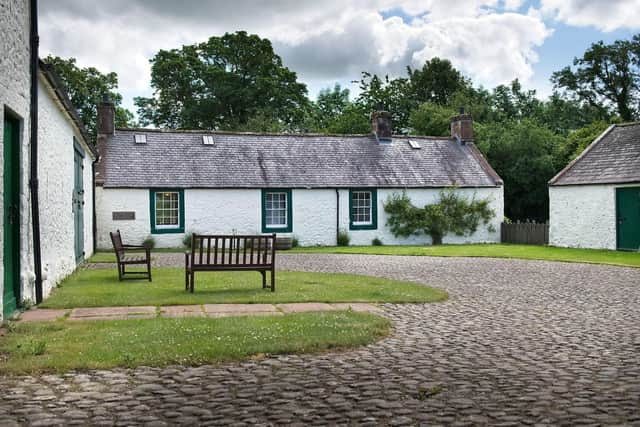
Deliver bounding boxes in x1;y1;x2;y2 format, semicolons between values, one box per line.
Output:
19;309;68;322
69;306;156;320
159;305;204;318
277;302;338;313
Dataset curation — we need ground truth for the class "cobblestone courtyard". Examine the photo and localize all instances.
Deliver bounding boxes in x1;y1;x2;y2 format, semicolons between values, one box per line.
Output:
2;254;640;425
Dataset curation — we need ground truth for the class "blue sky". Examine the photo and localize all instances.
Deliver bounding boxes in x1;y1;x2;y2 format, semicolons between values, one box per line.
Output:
39;0;640;113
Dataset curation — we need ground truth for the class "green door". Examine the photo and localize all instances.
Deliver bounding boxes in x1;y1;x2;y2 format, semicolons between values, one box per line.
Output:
73;140;85;263
616;187;640;251
3;117;21;318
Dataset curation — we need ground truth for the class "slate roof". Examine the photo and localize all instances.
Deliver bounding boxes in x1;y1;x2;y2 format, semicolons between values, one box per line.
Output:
98;129;502;189
549;123;640;186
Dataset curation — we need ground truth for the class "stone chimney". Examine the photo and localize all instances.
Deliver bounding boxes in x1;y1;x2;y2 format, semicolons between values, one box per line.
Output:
97;95;115;137
371;103;392;143
450;107;473;143
95;95;115;186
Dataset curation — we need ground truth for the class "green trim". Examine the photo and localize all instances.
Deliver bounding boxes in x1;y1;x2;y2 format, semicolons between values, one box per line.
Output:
262;189;293;233
73;137;85;158
349;188;377;230
150;189;185;234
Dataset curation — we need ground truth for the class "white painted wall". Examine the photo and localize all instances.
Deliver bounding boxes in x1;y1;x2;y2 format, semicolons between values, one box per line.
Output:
549;184;627;250
37;76;96;298
97;186;503;249
1;0;33;319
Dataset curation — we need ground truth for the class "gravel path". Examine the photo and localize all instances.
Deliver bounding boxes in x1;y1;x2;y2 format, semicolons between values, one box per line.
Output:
2;254;640;425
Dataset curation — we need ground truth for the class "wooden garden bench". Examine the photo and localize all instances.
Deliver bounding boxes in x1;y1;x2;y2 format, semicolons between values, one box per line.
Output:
185;233;276;293
109;230;152;281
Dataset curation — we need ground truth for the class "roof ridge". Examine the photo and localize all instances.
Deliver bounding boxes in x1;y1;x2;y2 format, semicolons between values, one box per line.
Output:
114;127;452;140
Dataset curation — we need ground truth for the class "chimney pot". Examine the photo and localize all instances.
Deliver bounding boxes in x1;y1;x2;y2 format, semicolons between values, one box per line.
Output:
97;96;115;136
450;110;474;142
371;109;392;143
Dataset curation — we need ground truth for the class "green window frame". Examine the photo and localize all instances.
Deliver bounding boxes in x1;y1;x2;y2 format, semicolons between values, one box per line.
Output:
150;189;185;234
262;189;292;233
349;188;377;230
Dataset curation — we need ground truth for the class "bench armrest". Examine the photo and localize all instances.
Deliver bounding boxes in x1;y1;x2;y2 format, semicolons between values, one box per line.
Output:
123;244;146;249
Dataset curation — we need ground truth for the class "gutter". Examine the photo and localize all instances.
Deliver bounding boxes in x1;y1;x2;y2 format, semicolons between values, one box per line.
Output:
29;0;43;304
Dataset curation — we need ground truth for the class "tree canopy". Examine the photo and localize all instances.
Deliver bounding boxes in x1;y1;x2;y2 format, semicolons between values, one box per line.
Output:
134;31;309;130
43;55;133;141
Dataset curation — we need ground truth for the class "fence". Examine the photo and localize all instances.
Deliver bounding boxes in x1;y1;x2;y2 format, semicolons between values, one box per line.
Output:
501;221;549;245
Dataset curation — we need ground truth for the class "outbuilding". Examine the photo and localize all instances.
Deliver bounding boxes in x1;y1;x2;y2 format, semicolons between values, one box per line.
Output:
1;0;97;319
549;123;640;250
95;104;503;249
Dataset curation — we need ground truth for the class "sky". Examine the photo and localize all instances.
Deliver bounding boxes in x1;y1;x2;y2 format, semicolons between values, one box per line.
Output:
39;0;640;115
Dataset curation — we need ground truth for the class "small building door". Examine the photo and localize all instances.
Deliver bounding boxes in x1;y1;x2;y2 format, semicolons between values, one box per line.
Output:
616;187;640;251
3;116;21;318
73;139;84;263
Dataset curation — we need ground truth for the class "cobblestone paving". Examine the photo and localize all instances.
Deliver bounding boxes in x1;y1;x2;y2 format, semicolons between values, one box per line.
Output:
2;254;640;425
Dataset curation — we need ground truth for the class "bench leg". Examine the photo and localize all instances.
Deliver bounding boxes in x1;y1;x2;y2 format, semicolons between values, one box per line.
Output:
117;263;123;281
261;271;266;289
147;260;152;282
190;272;195;293
185;268;189;291
271;268;275;292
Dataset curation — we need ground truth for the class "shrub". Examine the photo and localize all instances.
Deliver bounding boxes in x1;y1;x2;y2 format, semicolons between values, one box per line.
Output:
291;236;300;248
384;188;495;245
337;230;350;246
183;232;193;249
372;238;383;246
142;236;156;250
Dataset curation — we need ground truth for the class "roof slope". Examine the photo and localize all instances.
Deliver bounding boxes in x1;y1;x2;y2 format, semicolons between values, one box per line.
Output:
549;123;640;186
98;129;502;189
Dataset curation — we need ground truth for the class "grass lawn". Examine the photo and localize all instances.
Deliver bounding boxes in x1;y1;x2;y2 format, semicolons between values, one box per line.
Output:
89;244;640;268
290;244;640;268
39;268;447;308
0;312;389;374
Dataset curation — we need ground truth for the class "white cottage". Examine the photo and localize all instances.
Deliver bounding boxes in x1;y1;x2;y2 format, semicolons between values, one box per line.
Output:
1;0;97;320
95;103;503;249
549;123;640;250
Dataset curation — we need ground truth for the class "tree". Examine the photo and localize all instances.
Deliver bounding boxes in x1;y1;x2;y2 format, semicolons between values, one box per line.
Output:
558;121;612;166
475;120;564;221
135;31;309;130
384;189;495;245
355;72;413;132
407;57;468;106
409;102;456;136
43;56;134;142
551;35;640;121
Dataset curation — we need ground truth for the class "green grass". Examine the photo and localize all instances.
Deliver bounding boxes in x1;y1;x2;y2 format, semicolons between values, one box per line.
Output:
39;268;447;309
289;244;640;268
0;312;390;374
89;243;640;268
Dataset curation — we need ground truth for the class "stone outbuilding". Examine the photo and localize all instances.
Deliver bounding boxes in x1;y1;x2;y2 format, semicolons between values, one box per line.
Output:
549;123;640;250
1;0;97;319
95;105;504;248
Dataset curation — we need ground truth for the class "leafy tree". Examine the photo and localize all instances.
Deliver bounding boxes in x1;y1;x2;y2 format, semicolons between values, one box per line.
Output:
384;189;495;245
135;31;309;130
355;72;413;132
407;58;468;106
490;79;544;123
551;35;640;121
313;84;351;129
43;55;134;142
475;120;564;221
324;104;371;134
409;102;456;136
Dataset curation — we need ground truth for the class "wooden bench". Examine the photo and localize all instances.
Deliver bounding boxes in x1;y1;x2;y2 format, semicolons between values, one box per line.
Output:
185;234;276;293
109;230;152;281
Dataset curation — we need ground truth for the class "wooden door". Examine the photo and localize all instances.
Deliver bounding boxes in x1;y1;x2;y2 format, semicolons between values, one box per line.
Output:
616;187;640;251
73;140;84;263
3;117;21;318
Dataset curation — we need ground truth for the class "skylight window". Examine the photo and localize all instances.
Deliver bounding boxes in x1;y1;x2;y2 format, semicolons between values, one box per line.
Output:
202;135;215;145
134;134;147;144
408;140;421;149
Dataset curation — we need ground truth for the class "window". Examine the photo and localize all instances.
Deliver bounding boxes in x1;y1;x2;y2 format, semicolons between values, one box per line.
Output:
150;189;184;234
262;189;292;233
349;189;377;230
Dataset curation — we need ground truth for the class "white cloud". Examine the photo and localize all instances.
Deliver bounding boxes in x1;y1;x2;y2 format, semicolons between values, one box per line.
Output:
39;0;553;112
540;0;640;32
